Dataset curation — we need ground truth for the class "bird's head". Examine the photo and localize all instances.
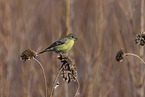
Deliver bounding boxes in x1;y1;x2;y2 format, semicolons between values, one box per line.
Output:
67;33;78;41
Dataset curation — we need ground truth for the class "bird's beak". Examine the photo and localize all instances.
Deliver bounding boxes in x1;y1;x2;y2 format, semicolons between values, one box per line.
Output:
74;37;78;41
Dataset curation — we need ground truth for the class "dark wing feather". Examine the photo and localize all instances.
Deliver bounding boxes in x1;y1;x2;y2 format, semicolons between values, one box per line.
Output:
39;37;67;54
46;38;67;49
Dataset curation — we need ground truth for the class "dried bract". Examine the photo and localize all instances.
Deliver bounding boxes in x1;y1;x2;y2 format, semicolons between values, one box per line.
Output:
20;49;37;62
58;54;77;83
116;49;124;62
135;32;145;46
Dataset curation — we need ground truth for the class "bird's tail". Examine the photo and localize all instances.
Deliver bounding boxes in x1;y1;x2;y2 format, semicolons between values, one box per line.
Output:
38;50;47;54
38;48;52;54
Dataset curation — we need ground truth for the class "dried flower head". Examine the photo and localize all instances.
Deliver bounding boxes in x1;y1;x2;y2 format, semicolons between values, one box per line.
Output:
116;49;124;62
135;32;145;46
20;49;37;62
58;54;77;83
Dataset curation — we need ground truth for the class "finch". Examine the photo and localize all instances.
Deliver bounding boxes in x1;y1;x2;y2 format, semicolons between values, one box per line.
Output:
39;33;77;54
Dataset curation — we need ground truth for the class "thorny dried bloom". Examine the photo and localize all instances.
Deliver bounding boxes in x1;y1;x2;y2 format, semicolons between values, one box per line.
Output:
20;49;37;62
135;32;145;46
116;49;124;62
58;54;77;83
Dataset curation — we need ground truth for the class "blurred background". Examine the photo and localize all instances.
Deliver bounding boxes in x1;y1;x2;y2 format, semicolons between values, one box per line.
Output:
0;0;145;97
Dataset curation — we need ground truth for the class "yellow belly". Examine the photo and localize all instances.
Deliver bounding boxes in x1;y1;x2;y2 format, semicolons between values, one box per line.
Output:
55;39;74;53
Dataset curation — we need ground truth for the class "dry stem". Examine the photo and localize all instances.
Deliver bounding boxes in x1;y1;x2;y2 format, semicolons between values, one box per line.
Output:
125;53;145;65
71;74;80;97
50;67;62;97
33;57;47;97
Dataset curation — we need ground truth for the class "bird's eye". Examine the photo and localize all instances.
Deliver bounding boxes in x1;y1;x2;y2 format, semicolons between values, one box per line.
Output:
71;36;74;38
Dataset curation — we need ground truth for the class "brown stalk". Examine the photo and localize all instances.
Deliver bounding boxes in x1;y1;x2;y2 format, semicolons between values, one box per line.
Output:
71;74;80;97
125;53;145;65
33;57;47;97
50;67;62;97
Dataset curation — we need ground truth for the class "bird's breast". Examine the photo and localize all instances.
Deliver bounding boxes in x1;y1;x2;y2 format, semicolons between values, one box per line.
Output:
55;39;74;52
66;39;74;48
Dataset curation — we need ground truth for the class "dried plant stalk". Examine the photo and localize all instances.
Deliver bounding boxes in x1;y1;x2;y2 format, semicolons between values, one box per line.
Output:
50;54;79;97
50;67;62;97
125;53;145;65
21;49;47;97
71;74;80;97
33;57;47;97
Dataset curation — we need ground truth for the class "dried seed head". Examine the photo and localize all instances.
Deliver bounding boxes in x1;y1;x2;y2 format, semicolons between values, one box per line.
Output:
20;49;37;62
116;49;124;62
135;32;145;46
58;54;77;83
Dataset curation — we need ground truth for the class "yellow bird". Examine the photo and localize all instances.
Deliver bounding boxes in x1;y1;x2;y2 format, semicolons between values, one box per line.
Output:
39;33;77;54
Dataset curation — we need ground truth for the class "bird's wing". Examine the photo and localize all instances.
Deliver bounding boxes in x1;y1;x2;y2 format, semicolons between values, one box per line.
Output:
47;38;67;49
